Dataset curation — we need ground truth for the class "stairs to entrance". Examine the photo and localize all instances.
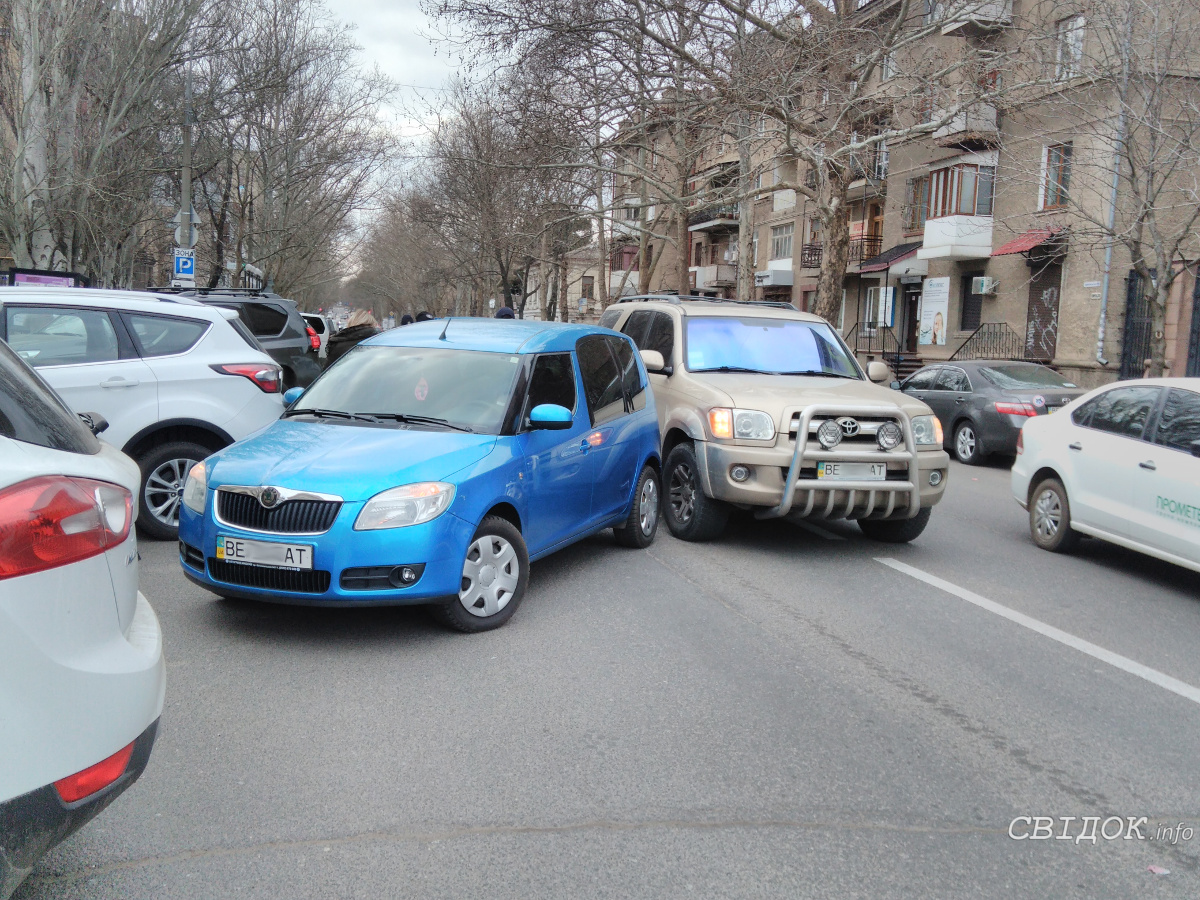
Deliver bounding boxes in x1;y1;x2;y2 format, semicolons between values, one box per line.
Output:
892;354;925;379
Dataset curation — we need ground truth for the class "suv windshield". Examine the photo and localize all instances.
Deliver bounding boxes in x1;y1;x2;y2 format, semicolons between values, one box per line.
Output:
0;339;100;454
291;346;522;434
979;365;1077;390
685;316;859;378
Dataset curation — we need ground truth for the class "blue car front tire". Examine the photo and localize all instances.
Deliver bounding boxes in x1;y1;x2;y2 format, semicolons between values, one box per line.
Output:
429;515;529;632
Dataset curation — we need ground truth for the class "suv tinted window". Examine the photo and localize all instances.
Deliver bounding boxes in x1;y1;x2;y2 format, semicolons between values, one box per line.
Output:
607;335;646;411
644;312;675;364
598;307;622;330
1081;385;1160;438
904;368;939;390
0;340;99;454
305;316;326;334
240;302;289;337
127;314;209;357
5;307;119;366
576;335;625;425
1153;389;1200;453
524;353;577;422
937;368;970;392
620;310;654;347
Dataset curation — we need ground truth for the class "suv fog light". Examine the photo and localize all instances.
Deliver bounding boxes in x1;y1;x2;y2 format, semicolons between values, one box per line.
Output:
876;421;903;450
730;465;751;483
929;470;943;487
817;419;842;449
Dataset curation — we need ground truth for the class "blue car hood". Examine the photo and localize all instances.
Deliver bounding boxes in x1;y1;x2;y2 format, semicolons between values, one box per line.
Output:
208;420;498;502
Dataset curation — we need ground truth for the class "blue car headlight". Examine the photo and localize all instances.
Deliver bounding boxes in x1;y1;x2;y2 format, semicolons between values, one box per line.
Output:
354;482;456;530
183;461;207;514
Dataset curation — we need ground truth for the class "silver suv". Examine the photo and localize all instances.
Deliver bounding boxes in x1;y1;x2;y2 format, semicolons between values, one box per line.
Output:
599;296;950;542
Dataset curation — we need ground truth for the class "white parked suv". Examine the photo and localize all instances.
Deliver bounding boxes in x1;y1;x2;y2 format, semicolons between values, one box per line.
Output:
0;341;165;899
0;287;285;539
1012;377;1200;572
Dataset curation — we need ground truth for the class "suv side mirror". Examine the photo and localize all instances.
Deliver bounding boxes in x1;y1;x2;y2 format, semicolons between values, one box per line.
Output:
283;386;304;408
529;403;573;430
640;349;672;375
867;361;891;383
78;412;108;436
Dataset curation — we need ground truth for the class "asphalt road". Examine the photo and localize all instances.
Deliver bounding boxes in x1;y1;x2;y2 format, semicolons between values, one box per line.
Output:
16;459;1200;898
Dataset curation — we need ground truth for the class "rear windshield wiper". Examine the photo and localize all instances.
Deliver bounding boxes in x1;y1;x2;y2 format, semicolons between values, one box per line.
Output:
777;370;857;379
365;413;475;433
282;408;380;423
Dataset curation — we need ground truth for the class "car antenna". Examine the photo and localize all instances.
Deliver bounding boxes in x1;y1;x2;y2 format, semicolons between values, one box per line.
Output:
438;317;451;341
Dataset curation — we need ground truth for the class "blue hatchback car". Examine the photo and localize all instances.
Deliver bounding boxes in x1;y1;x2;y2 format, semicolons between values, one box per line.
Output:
177;318;662;631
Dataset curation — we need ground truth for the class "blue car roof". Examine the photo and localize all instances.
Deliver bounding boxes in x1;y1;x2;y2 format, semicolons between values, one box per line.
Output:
364;318;615;354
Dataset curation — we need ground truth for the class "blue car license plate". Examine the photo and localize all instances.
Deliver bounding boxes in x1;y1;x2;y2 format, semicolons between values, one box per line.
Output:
217;535;313;570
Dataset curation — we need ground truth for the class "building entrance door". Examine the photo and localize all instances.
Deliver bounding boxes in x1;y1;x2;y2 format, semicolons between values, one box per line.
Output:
901;286;922;352
1025;262;1062;361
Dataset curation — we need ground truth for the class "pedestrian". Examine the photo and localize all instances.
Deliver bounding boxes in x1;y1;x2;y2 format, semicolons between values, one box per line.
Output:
326;310;381;364
400;314;414;326
494;306;515;319
415;311;434;322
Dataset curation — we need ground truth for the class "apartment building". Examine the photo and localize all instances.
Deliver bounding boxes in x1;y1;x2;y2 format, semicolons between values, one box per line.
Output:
606;0;1199;386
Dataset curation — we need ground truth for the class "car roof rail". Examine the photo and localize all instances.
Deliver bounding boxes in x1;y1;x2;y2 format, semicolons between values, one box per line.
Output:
146;286;285;300
615;293;796;311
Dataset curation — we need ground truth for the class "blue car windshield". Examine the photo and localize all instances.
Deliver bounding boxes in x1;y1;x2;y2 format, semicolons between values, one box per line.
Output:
294;347;522;433
685;317;860;377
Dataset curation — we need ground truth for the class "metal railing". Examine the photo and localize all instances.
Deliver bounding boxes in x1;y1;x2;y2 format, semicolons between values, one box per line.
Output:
687;203;739;227
800;243;823;268
847;236;884;264
949;322;1032;361
847;321;902;370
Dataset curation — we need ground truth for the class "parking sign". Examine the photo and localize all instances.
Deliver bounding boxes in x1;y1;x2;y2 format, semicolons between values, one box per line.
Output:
172;248;196;288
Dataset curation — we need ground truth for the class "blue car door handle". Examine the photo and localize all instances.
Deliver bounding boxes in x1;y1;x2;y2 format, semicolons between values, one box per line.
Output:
578;439;590;453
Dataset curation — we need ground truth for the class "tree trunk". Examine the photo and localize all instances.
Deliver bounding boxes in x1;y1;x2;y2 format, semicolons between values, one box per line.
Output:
813;180;851;326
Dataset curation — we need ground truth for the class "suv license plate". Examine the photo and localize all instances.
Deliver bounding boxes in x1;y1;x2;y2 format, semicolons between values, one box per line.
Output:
217;535;314;570
816;462;887;481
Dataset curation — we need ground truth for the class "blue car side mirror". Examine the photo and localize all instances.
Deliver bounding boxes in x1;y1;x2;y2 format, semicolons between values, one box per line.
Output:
529;404;573;430
283;386;305;408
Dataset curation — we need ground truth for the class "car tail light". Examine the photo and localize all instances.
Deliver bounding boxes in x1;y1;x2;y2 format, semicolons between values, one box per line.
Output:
995;401;1038;417
0;477;134;579
306;326;321;351
211;363;282;393
54;741;134;803
1016;431;1024;455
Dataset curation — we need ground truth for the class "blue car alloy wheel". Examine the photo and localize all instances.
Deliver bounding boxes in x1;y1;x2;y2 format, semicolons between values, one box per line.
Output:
176;318;663;631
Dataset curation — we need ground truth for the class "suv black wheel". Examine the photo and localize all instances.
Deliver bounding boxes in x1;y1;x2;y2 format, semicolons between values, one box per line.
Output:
1029;477;1080;553
430;516;529;632
614;465;660;548
858;507;932;543
663;443;728;541
953;420;985;464
137;441;210;541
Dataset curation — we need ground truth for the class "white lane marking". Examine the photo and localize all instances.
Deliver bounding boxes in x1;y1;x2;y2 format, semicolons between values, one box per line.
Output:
792;519;846;541
877;557;1200;707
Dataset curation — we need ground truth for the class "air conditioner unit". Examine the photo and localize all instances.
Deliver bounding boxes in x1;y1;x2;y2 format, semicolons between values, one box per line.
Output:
972;276;1000;295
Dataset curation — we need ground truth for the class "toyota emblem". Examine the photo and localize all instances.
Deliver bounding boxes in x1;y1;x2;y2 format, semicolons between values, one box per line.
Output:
259;487;281;508
836;417;860;437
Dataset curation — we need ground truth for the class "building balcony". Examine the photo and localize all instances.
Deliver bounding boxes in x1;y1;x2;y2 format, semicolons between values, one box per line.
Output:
688;204;739;231
848;236;883;264
934;104;999;147
773;189;797;212
938;0;1012;34
800;243;823;269
916;215;993;259
610;270;639;295
690;264;738;288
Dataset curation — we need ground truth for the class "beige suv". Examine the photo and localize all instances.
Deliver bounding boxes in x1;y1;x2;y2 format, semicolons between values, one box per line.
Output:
599;297;950;542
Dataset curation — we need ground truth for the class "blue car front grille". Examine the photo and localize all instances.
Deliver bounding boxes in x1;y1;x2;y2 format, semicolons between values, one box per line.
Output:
217;490;341;534
208;558;332;593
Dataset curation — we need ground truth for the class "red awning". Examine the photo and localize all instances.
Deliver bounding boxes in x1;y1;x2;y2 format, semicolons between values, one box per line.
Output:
992;228;1058;257
859;241;923;273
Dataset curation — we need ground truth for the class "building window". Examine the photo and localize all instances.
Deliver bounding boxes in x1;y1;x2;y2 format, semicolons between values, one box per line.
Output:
623;204;638;221
1043;143;1072;209
749;235;759;267
807;218;823;244
881;51;897;81
770;223;794;260
1055;15;1085;81
693;242;705;267
927;165;996;219
903;176;930;232
581;276;595;301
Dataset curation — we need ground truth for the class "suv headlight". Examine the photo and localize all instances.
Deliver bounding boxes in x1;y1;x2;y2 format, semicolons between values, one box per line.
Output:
911;415;944;448
355;482;455;530
708;408;776;441
182;461;207;513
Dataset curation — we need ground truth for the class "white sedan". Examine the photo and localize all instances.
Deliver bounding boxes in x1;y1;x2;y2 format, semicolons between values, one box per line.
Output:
0;341;164;899
1012;377;1200;572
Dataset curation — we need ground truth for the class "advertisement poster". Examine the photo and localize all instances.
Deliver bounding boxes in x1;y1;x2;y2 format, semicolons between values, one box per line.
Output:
919;277;949;345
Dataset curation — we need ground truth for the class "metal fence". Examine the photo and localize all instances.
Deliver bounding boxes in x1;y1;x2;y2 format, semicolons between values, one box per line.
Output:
949;322;1029;361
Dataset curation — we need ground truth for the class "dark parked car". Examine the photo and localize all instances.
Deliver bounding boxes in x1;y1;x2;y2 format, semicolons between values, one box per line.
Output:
185;289;321;389
899;360;1087;464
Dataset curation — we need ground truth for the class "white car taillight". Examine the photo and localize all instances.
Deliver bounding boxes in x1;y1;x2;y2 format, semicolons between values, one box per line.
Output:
0;476;134;579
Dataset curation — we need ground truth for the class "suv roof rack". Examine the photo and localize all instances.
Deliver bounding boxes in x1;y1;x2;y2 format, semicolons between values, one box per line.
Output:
616;293;796;311
147;286;286;300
